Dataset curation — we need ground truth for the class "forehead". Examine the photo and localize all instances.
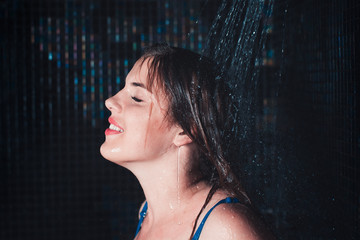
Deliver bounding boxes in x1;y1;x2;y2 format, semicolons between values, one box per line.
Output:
126;58;150;87
127;58;169;105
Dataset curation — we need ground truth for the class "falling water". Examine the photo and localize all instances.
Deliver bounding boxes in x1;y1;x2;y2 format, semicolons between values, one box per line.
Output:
201;0;279;229
199;1;341;239
202;0;273;172
177;146;182;225
177;147;181;207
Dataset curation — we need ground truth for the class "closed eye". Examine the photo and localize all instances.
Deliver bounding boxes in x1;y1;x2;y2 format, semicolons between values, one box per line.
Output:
132;96;143;102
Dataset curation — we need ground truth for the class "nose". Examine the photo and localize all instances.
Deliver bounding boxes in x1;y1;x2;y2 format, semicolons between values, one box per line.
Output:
105;94;121;112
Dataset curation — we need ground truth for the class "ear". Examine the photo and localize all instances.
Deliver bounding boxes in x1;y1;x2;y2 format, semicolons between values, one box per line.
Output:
173;130;193;147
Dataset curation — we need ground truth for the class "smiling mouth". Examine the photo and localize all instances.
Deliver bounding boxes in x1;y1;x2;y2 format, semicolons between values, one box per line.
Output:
109;124;124;133
105;117;125;135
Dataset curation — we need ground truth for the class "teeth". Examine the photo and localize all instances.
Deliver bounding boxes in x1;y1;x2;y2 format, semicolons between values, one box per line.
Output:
109;124;124;132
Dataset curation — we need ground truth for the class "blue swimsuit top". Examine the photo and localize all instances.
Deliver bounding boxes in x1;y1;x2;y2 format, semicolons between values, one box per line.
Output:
134;197;240;240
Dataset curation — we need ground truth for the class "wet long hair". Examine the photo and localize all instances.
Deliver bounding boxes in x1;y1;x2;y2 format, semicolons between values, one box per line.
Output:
140;43;250;239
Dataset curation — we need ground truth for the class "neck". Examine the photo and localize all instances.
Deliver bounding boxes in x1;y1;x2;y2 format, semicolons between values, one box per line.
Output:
124;145;209;225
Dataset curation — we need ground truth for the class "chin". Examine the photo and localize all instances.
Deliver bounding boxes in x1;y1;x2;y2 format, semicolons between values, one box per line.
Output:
100;143;127;166
100;142;115;162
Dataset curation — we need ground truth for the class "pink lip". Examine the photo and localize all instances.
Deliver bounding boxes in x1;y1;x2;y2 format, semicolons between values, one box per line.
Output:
108;117;123;129
105;128;121;135
105;117;124;136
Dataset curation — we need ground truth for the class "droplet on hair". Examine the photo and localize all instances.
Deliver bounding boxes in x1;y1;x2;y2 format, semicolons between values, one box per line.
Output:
227;173;234;183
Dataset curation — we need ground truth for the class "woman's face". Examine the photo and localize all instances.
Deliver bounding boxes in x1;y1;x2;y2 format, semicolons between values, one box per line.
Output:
100;58;179;166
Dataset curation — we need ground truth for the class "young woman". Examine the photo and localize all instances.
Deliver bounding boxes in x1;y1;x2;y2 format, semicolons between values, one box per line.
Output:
100;43;273;240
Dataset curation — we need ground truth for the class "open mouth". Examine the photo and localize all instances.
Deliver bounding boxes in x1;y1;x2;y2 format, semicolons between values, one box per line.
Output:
109;124;124;133
105;117;125;135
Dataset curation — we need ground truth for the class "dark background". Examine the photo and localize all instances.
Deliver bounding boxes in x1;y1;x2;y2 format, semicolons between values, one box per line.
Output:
1;0;358;239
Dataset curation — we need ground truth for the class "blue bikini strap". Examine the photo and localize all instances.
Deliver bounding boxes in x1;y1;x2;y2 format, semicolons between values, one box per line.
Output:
134;201;148;237
192;197;239;240
134;197;239;239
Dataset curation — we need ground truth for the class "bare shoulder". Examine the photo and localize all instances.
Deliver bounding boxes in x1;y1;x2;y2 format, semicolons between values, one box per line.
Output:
199;199;274;240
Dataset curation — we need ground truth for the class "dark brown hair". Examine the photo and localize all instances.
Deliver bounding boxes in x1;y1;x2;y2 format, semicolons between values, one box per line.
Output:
140;43;250;239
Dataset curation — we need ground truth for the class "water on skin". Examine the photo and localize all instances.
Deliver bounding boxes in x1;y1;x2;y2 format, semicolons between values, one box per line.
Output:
177;147;182;225
111;148;121;152
177;147;181;208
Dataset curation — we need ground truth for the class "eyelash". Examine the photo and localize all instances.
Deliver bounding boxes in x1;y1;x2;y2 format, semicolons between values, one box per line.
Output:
132;96;143;102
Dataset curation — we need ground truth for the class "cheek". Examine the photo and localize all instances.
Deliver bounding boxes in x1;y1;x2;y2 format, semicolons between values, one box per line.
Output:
147;117;174;146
